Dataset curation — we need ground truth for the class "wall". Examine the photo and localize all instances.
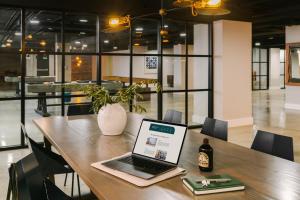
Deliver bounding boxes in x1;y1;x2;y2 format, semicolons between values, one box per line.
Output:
214;20;253;127
285;25;300;110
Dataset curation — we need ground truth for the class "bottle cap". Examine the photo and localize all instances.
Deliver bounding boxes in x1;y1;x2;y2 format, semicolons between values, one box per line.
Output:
203;138;209;144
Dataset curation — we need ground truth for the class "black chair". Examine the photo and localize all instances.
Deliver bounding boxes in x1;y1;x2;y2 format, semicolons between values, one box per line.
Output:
251;130;294;161
21;124;80;198
201;117;228;141
67;103;94;116
7;153;46;200
10;153;76;200
163;110;182;124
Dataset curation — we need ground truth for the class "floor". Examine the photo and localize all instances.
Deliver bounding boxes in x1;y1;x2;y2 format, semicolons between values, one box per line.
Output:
1;89;300;198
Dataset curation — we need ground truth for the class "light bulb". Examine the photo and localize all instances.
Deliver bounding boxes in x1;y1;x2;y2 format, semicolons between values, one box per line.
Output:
207;0;221;7
109;18;120;27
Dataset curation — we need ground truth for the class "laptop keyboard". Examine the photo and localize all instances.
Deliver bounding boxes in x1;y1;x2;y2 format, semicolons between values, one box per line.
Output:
118;156;175;175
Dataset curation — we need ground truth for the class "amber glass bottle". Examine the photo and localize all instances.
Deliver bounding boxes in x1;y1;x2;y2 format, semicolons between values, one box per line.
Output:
198;138;213;172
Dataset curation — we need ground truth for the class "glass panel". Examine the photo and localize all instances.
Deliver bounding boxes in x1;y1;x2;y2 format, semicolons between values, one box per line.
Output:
65;13;97;53
0;53;21;98
289;47;300;80
163;57;185;90
260;49;267;62
135;93;157;119
188;23;209;55
188;92;208;125
132;19;158;54
0;100;21;147
25;10;62;53
261;63;268;75
25;98;61;142
253;63;260;76
163;20;185;55
280;75;285;88
101;55;129;88
252;48;259;62
280;63;285;75
100;19;130;53
65;55;97;82
0;7;21;52
280;49;285;63
163;92;185;124
188;57;209;90
25;54;62;97
133;56;158;92
64;96;93;115
253;76;260;90
260;76;268;89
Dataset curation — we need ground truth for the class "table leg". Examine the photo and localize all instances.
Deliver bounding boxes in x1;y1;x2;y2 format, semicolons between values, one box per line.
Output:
44;136;55;183
34;93;51;117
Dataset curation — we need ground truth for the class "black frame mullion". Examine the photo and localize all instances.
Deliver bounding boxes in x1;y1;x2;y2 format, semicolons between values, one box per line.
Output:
61;11;66;116
184;22;189;125
96;15;102;86
157;22;163;120
208;22;214;119
20;8;26;147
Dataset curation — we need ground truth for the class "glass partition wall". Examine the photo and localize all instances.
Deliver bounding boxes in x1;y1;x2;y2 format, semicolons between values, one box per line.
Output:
0;6;213;151
280;49;285;89
252;47;269;90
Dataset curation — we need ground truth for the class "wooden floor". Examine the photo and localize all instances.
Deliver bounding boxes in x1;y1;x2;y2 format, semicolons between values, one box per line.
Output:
1;89;300;198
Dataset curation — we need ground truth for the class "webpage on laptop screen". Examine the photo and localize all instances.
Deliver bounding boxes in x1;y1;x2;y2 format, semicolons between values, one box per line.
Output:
133;120;186;164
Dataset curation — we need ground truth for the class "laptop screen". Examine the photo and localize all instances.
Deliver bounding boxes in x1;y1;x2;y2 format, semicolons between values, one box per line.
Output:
133;119;187;164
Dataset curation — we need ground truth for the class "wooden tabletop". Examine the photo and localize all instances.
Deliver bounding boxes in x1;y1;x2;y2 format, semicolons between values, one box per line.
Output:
33;115;300;200
103;76;157;84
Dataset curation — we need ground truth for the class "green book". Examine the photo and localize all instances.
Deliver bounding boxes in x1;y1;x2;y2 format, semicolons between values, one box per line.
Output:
182;174;245;195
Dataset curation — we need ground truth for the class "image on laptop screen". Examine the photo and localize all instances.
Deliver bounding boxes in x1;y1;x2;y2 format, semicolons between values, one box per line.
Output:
133;120;187;164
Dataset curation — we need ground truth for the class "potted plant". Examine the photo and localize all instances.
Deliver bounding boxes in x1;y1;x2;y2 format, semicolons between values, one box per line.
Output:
78;81;160;136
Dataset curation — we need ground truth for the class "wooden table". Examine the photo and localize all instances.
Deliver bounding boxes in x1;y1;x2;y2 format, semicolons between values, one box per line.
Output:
33;115;300;200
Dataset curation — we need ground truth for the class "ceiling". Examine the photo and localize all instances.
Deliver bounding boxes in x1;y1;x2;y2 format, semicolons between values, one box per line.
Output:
0;0;299;48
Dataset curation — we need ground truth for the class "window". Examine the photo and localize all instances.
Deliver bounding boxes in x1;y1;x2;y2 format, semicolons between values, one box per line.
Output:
252;48;269;90
0;5;213;151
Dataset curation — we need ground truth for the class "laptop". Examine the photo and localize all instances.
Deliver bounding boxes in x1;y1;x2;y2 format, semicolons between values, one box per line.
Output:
102;119;187;179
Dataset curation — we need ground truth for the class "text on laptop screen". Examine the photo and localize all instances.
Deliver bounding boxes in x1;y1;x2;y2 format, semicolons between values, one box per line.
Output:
133;120;187;164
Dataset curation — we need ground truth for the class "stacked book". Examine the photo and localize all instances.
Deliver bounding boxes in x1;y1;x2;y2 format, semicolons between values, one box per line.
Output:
182;174;245;195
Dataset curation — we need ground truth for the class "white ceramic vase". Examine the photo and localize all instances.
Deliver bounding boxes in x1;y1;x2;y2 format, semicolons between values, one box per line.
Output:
97;103;127;136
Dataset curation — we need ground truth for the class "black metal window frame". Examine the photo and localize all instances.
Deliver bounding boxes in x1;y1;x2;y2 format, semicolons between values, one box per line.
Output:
0;6;213;151
252;47;269;90
280;49;286;89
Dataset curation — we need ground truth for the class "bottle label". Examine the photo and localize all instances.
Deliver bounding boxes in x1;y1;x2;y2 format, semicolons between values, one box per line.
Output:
199;152;209;168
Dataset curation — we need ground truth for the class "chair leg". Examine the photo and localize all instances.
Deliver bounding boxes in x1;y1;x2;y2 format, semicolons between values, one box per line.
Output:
6;177;11;200
64;173;68;186
77;174;81;199
71;172;74;197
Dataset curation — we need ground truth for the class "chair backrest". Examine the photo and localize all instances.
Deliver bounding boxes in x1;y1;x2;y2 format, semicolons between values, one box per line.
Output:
12;154;45;200
201;117;228;141
163;110;182;124
21;123;33;152
27;137;69;176
251;130;294;161
125;113;145;136
67;103;94;116
12;153;71;200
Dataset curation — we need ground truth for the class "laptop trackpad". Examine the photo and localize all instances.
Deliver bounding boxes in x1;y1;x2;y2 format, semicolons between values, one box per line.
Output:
103;160;154;180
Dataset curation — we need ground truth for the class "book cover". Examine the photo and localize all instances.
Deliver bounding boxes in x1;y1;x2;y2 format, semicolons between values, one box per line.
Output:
182;174;245;195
